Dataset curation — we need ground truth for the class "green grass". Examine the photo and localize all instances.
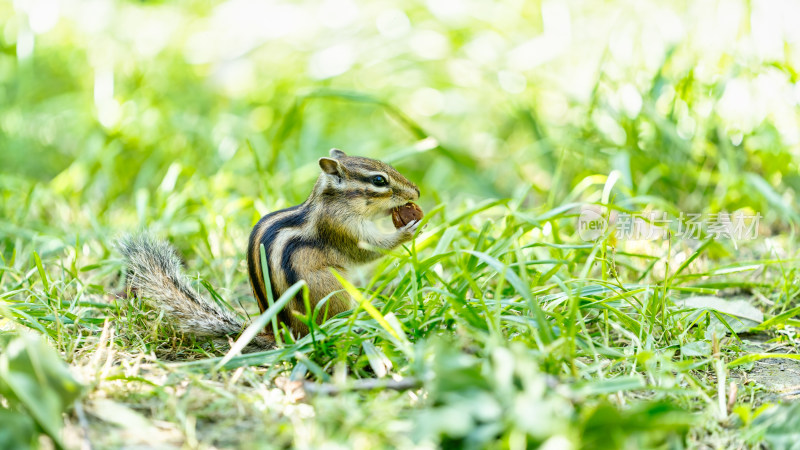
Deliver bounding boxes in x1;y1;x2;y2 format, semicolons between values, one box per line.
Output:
3;177;800;448
2;0;800;448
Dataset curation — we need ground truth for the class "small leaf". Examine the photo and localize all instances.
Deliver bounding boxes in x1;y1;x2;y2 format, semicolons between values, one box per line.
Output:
681;340;711;357
0;334;83;448
680;296;763;333
680;296;763;323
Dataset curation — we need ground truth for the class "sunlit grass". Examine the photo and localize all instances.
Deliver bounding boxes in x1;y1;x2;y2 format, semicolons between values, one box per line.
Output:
3;173;799;446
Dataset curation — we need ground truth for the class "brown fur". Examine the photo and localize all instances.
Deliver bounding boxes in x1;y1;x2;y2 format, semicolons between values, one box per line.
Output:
118;233;274;350
247;149;420;337
119;149;420;349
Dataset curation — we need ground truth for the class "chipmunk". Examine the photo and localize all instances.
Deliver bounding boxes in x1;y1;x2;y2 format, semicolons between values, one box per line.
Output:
119;149;421;350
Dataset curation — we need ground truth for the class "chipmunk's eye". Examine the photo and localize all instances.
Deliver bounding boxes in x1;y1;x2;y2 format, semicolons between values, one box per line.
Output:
371;175;389;187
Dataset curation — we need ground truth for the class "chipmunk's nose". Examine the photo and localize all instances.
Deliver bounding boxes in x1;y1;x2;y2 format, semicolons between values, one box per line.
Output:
412;186;420;200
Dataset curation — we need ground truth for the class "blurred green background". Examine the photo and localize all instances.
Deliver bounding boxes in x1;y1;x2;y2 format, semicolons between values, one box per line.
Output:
2;0;799;243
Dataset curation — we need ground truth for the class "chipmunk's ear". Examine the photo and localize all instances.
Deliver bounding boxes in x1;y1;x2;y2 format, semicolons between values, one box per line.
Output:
319;157;343;176
329;148;347;159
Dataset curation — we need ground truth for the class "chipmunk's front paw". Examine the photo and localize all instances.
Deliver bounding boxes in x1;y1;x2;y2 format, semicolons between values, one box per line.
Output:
398;219;421;239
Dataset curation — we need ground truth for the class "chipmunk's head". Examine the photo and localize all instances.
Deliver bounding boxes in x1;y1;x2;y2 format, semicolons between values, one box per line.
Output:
317;148;420;219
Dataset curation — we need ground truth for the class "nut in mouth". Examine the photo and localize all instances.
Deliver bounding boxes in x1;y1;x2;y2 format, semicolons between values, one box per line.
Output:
391;202;424;228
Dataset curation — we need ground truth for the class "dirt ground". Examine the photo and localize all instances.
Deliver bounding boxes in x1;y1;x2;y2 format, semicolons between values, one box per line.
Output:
735;333;800;403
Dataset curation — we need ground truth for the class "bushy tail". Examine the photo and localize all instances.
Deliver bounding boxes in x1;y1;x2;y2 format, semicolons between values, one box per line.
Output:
118;233;273;349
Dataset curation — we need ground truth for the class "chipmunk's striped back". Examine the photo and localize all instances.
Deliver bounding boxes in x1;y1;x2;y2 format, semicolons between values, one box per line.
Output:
247;149;420;337
247;204;312;333
119;149;420;349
